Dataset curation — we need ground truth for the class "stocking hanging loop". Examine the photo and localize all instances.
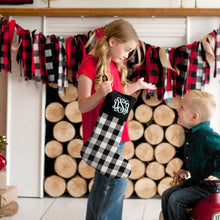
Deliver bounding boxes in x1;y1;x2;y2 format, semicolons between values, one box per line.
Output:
102;74;108;82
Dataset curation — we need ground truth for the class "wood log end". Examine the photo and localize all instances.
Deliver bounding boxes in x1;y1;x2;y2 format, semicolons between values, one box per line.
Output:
45;140;63;158
67;138;83;158
146;161;165;180
128;120;144;141
53;121;76;143
67;175;87;198
54;154;77;178
165;124;185;147
135;177;157;199
45;102;65;123
157;177;173;196
153;104;175;127
135;142;154;162
129;158;146;180
144;124;164;145
44;175;66;197
155;142;176;164
78;160;95;179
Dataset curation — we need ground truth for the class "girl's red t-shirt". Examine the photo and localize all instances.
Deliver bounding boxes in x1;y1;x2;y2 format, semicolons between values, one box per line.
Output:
77;54;130;144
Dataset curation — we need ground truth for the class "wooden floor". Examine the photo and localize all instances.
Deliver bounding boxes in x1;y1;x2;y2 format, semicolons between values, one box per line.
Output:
1;196;162;220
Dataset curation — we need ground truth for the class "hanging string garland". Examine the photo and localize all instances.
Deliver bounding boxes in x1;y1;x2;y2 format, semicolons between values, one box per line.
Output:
0;17;220;102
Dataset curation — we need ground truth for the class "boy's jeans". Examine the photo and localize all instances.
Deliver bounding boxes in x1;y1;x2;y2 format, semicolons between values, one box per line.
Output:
86;142;128;220
161;180;214;220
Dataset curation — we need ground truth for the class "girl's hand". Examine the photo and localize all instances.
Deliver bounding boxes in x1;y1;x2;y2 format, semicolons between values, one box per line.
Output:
137;78;156;90
97;81;112;98
204;175;220;181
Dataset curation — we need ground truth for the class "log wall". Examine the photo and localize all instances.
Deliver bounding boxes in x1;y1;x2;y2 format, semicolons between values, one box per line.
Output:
44;83;184;198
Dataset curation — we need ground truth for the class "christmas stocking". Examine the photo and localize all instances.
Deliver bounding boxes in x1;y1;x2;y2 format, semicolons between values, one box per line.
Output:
81;90;136;179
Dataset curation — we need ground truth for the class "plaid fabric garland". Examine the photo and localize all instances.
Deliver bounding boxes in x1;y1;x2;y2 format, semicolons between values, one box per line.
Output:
0;19;11;73
66;34;89;86
163;48;174;102
1;17;220;101
62;41;68;88
173;46;190;96
32;34;42;88
38;33;47;83
185;41;199;92
66;36;77;85
17;29;33;80
143;44;155;99
169;48;181;98
196;41;206;90
81;90;137;179
50;35;59;83
149;47;164;101
45;36;54;82
57;38;64;93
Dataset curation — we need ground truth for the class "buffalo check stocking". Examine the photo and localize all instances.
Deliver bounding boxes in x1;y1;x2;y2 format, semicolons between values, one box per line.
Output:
81;90;136;179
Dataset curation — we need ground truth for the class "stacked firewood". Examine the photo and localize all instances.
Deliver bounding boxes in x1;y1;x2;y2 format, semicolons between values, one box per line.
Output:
44;84;185;199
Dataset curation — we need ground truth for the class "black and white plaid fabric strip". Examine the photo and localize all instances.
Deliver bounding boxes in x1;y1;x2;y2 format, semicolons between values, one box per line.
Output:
63;67;68;88
58;38;63;93
45;36;54;82
33;35;42;88
196;41;206;90
62;42;68;88
181;48;190;95
163;48;173;103
81;112;131;178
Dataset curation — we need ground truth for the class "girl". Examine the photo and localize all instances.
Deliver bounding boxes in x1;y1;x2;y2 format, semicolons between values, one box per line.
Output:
77;19;156;220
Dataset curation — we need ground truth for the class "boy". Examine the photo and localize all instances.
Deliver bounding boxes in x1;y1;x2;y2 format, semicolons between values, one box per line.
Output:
161;90;220;220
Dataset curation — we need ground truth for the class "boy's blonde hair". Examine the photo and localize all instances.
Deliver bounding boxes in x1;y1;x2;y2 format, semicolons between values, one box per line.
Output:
184;90;216;122
93;19;139;92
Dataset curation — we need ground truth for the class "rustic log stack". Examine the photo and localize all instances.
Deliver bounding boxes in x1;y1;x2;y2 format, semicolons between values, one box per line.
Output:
44;84;185;199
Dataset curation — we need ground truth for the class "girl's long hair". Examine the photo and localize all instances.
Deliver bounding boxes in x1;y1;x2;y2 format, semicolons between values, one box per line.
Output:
93;19;139;92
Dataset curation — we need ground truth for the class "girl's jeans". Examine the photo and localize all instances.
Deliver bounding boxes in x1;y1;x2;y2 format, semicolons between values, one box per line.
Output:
161;180;214;220
86;142;128;220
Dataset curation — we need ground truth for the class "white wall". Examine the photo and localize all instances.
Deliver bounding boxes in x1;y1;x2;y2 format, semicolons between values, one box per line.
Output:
188;17;220;133
6;17;45;197
2;2;220;197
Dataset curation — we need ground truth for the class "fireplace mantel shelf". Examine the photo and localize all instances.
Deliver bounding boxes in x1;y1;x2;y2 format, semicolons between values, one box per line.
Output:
0;8;220;17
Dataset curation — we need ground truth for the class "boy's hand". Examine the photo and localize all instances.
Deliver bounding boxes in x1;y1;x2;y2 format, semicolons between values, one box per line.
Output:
204;175;220;181
175;169;189;182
